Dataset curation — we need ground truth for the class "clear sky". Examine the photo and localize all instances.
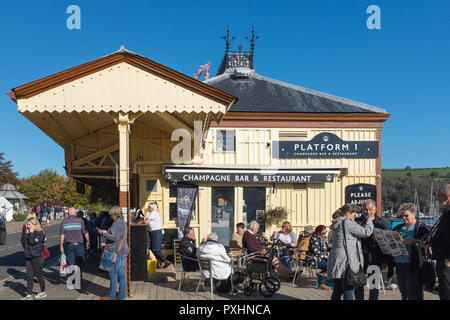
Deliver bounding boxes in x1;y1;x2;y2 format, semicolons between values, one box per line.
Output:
0;0;449;178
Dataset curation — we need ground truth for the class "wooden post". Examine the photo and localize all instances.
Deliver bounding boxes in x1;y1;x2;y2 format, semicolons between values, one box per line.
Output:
118;113;131;297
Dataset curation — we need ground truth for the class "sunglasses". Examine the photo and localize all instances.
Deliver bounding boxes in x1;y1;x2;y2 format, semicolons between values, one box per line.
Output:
400;214;409;218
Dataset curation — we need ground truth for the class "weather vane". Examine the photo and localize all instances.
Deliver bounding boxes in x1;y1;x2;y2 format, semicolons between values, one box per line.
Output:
245;24;259;55
220;24;236;53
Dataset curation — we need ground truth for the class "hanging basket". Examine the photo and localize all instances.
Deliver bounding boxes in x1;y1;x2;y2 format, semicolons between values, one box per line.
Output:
262;206;289;227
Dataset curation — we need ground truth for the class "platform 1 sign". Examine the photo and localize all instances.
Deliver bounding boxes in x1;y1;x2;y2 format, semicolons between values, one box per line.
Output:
273;132;379;159
345;183;377;208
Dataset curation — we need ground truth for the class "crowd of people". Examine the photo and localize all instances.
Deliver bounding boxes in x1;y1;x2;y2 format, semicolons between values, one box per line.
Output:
18;184;450;300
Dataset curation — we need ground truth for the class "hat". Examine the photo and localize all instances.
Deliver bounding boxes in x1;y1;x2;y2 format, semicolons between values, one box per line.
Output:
304;225;314;235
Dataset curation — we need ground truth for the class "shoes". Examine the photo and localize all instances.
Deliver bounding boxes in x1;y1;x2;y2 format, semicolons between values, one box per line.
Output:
21;295;33;300
318;284;331;291
100;296;113;300
163;261;171;269
35;292;47;299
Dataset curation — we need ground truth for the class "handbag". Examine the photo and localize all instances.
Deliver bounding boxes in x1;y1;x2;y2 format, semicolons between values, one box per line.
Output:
342;219;367;287
42;246;51;259
99;224;126;272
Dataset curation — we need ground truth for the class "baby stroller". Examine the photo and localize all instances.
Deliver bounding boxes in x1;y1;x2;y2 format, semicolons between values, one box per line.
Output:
234;240;284;297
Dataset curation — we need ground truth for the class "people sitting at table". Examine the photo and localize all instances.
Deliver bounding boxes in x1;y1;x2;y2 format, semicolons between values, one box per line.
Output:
271;221;298;269
179;227;200;272
243;220;293;278
229;222;245;249
307;225;330;290
196;232;232;293
297;225;314;261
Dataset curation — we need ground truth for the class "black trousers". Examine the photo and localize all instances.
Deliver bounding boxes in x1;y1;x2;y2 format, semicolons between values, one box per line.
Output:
436;259;450;300
26;256;45;295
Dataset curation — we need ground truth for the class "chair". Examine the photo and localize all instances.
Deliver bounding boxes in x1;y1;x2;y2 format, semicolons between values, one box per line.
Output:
196;258;215;300
291;250;319;286
178;254;201;292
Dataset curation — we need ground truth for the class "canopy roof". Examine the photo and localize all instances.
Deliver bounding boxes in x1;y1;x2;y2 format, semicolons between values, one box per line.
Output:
0;184;28;200
8;46;237;115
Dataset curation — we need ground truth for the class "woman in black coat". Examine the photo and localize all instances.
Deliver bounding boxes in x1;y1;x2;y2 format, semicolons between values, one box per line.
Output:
21;217;47;300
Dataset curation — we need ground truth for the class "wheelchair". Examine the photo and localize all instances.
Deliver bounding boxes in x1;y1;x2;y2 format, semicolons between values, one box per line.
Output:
234;240;286;297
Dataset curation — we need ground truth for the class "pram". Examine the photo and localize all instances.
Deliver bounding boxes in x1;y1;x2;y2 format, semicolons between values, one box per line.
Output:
234;240;285;297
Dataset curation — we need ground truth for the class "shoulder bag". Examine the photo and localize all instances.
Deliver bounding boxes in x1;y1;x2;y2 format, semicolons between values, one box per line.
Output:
99;222;126;272
342;220;367;287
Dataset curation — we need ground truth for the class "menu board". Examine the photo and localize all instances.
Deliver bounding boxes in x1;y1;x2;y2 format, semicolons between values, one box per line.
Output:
373;229;409;257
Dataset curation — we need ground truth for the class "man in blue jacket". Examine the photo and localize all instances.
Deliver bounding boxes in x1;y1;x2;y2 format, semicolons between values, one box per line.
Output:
432;185;450;300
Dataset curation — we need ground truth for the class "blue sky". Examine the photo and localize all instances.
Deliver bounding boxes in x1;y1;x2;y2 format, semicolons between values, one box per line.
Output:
0;0;449;178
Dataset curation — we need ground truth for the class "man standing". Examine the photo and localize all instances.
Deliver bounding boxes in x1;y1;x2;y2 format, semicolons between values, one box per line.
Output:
60;207;90;289
432;185;450;300
179;227;200;272
355;200;392;300
229;222;245;249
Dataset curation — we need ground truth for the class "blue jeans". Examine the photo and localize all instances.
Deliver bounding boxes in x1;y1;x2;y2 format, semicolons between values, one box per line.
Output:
64;243;85;279
107;254;127;300
331;278;355;300
280;255;292;270
395;263;423;300
317;260;327;285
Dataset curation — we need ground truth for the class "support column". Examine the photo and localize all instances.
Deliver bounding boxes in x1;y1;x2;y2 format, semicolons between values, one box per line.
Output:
118;113;131;297
376;128;382;218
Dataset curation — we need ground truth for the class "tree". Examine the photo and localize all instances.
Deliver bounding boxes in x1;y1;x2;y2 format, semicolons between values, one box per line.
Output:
18;169;66;207
0;152;19;185
430;171;439;178
405;166;411;171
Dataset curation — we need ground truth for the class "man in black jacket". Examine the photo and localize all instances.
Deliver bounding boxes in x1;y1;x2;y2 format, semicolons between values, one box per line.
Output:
432;185;450;300
355;200;392;300
179;227;199;272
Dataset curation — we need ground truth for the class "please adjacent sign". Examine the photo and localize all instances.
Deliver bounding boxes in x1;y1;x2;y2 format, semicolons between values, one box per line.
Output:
345;183;377;207
273;132;379;159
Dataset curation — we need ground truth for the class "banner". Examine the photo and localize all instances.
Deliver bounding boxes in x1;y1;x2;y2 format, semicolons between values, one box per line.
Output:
177;183;198;233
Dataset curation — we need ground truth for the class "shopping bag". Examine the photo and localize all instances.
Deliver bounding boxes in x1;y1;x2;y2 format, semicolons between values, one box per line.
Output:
60;252;68;276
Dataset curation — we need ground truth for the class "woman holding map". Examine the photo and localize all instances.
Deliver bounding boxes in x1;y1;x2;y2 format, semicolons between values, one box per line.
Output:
392;203;430;300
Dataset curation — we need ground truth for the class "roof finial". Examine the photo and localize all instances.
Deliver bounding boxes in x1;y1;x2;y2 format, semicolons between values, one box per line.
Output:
220;24;236;53
245;24;259;55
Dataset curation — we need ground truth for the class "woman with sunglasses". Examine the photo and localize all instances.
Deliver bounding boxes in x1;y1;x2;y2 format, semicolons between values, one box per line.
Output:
307;225;330;290
392;203;430;300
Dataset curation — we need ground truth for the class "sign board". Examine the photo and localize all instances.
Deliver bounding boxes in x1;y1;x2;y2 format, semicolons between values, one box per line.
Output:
345;183;377;207
165;171;334;184
273;132;379;159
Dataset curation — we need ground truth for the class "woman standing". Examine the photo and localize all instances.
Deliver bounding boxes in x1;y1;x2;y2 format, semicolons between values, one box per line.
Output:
307;225;329;290
145;203;170;269
21;217;47;300
327;204;374;300
98;206;129;300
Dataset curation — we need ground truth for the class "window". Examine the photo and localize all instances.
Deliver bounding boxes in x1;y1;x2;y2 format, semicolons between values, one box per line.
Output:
211;187;235;246
146;180;158;192
216;130;235;152
169;182;177;198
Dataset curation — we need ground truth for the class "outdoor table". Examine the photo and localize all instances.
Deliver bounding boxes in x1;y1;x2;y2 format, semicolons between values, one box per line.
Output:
227;250;246;294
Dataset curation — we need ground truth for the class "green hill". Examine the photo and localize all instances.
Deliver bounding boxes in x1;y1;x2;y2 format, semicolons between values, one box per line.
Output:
382;167;450;181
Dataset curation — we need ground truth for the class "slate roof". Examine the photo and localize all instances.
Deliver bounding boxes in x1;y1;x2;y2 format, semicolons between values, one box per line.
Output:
204;69;386;114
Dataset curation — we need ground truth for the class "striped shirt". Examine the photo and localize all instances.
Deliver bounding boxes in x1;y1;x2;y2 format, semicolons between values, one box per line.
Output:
60;216;86;243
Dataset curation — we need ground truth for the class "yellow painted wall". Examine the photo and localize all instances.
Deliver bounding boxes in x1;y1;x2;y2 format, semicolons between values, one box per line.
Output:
134;126;378;243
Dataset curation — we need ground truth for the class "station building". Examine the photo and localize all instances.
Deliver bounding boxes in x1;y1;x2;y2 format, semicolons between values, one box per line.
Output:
8;40;389;249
